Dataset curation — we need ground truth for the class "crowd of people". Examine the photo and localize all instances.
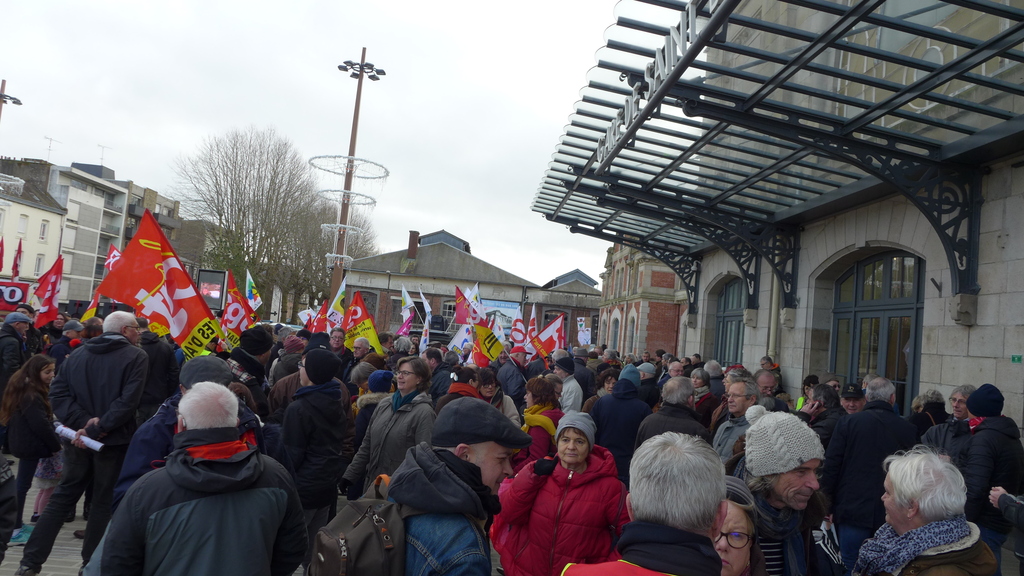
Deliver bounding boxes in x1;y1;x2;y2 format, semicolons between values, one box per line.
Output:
0;305;1021;576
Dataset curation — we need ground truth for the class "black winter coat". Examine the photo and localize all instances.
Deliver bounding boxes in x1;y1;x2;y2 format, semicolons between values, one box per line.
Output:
634;403;710;449
49;333;149;446
0;324;28;400
907;401;950;437
821;400;919;530
796;406;846;450
573;358;596;399
637;377;661;410
922;416;972;469
7;395;61;460
428;362;453;402
282;381;347;509
965;415;1024;534
139;332;180;407
592;380;652;486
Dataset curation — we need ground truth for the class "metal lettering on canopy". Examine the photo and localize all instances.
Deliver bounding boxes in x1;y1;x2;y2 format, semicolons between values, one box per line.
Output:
533;0;1024;314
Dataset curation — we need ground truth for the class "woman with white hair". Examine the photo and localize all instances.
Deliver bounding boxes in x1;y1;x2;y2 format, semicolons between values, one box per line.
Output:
852;445;997;576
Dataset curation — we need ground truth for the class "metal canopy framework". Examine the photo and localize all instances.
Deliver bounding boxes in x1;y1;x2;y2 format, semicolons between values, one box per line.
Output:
532;0;1024;314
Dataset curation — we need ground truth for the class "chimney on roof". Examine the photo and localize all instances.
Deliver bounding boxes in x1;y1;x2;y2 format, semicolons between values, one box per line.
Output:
407;230;420;259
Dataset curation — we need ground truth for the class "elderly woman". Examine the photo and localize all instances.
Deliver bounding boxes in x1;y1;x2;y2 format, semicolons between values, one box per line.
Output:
510;377;564;474
582;368;619;413
907;390;949;437
690;368;717;427
852;446;997;576
340;356;435;494
479;367;520;425
498;412;629;576
717;476;768;576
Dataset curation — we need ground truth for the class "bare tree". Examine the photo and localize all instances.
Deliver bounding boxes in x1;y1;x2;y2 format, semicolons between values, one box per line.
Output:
175;126;381;317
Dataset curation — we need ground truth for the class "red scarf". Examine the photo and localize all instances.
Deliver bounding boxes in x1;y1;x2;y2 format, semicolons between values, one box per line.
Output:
969;416;993;434
186;439;251;460
448;382;482;399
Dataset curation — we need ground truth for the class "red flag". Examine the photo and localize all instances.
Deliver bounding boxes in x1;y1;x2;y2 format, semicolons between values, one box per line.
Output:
33;256;64;328
219;271;257;350
342;292;384;354
524;304;539;355
310;299;330;333
105;244;122;270
94;210;221;359
530;313;565;358
11;239;22;282
454;286;470;324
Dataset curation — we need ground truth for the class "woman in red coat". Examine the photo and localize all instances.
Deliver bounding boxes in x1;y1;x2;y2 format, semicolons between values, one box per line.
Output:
498;412;630;576
510;377;564;474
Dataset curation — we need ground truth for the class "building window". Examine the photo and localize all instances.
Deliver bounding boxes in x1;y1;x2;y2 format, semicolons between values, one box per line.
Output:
610;317;620;350
18;214;28;235
831;251;923;414
70;179;87;191
34;254;45;277
441;300;456;320
714;278;745;367
63;227;77;249
154;204;161;215
626;316;636;355
66;202;80;222
362;292;378;322
39;220;49;241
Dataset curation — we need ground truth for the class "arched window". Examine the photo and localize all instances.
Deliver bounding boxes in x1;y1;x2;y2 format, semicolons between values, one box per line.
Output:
831;251;923;413
610;318;620;350
714;278;745;367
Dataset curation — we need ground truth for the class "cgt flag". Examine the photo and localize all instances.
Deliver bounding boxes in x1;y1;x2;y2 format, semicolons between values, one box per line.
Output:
95;210;222;360
219;271;257;350
32;256;63;328
341;291;384;355
530;313;565;358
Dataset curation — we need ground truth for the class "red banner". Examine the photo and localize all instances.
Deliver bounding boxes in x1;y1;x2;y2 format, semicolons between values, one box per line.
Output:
95;210;221;359
0;280;30;312
33;256;64;328
342;291;383;355
530;313;565;358
219;271;256;350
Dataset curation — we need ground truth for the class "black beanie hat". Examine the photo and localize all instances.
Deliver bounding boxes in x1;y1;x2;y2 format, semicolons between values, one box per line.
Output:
304;349;342;386
239;327;273;356
303;332;331;355
966;383;1003;418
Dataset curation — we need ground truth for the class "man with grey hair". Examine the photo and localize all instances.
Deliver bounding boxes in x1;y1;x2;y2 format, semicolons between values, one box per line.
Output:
563;433;727;575
704;359;725;398
821;376;919;574
16;311;148;576
92;383;306;576
711;375;759;462
635;377;710;448
922;384;976;469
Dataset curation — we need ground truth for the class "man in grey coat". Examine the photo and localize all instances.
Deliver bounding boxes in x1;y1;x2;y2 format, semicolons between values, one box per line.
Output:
711;376;758;462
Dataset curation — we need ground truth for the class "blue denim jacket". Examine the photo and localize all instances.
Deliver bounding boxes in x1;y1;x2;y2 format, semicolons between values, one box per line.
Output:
404;513;490;575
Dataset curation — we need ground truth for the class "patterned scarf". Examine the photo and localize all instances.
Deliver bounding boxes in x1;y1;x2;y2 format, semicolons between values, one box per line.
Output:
754;494;806;576
853;514;971;575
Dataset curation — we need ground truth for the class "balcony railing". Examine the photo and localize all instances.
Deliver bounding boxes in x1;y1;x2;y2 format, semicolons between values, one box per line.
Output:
100;223;121;235
128;203;145;217
155;212;181;229
104;198;125;212
124;226;136;240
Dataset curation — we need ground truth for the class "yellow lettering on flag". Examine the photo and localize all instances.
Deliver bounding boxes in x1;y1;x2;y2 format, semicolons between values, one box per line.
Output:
474;324;504;361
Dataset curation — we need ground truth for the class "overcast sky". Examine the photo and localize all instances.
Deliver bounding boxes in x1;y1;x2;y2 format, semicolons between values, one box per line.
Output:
0;0;621;288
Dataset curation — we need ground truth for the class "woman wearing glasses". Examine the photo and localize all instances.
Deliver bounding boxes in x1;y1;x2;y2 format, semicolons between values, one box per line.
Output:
717;476;767;576
340;356;436;494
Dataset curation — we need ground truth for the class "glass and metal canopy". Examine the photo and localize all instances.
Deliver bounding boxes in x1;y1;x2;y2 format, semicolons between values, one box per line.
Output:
532;0;1024;314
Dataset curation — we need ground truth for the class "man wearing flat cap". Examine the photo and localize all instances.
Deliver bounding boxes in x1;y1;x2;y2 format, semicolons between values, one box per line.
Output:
226;326;275;419
552;356;582;413
387;397;532;575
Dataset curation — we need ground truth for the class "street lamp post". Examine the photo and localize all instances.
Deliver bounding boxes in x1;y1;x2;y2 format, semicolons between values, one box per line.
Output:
0;79;24;136
329;48;386;300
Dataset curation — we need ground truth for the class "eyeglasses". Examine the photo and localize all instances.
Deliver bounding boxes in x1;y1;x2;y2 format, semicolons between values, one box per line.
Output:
396;370;415;377
297;362;305;368
715;531;752;549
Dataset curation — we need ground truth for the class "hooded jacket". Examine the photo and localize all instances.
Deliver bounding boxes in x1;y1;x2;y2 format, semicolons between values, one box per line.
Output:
635;403;710;449
965;415;1024;533
562;521;724;576
282;380;347;509
388;443;493;575
49;332;148;446
341;391;435;492
0;323;28;399
138;331;180;408
428;361;454;402
922;416;972;470
499;445;629;576
591;380;652;486
97;427;306;576
498;359;529;408
354;391;389;450
112;390;268;509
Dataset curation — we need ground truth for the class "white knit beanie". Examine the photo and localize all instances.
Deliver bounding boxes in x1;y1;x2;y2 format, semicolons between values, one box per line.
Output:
744;405;824;477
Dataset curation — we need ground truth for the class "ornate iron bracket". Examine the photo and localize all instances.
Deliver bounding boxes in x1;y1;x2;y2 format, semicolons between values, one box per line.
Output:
681;96;981;295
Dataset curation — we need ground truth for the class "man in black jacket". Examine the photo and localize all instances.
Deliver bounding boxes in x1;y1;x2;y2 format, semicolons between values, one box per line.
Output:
226;327;274;419
422;347;452;403
963;383;1024;576
820;376;919;576
572;346;596;400
45;320;82;370
282;348;345;569
135;318;180;425
634;377;710;448
922;384;975;469
89;382;306;576
795;383;846;450
16;311;148;576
